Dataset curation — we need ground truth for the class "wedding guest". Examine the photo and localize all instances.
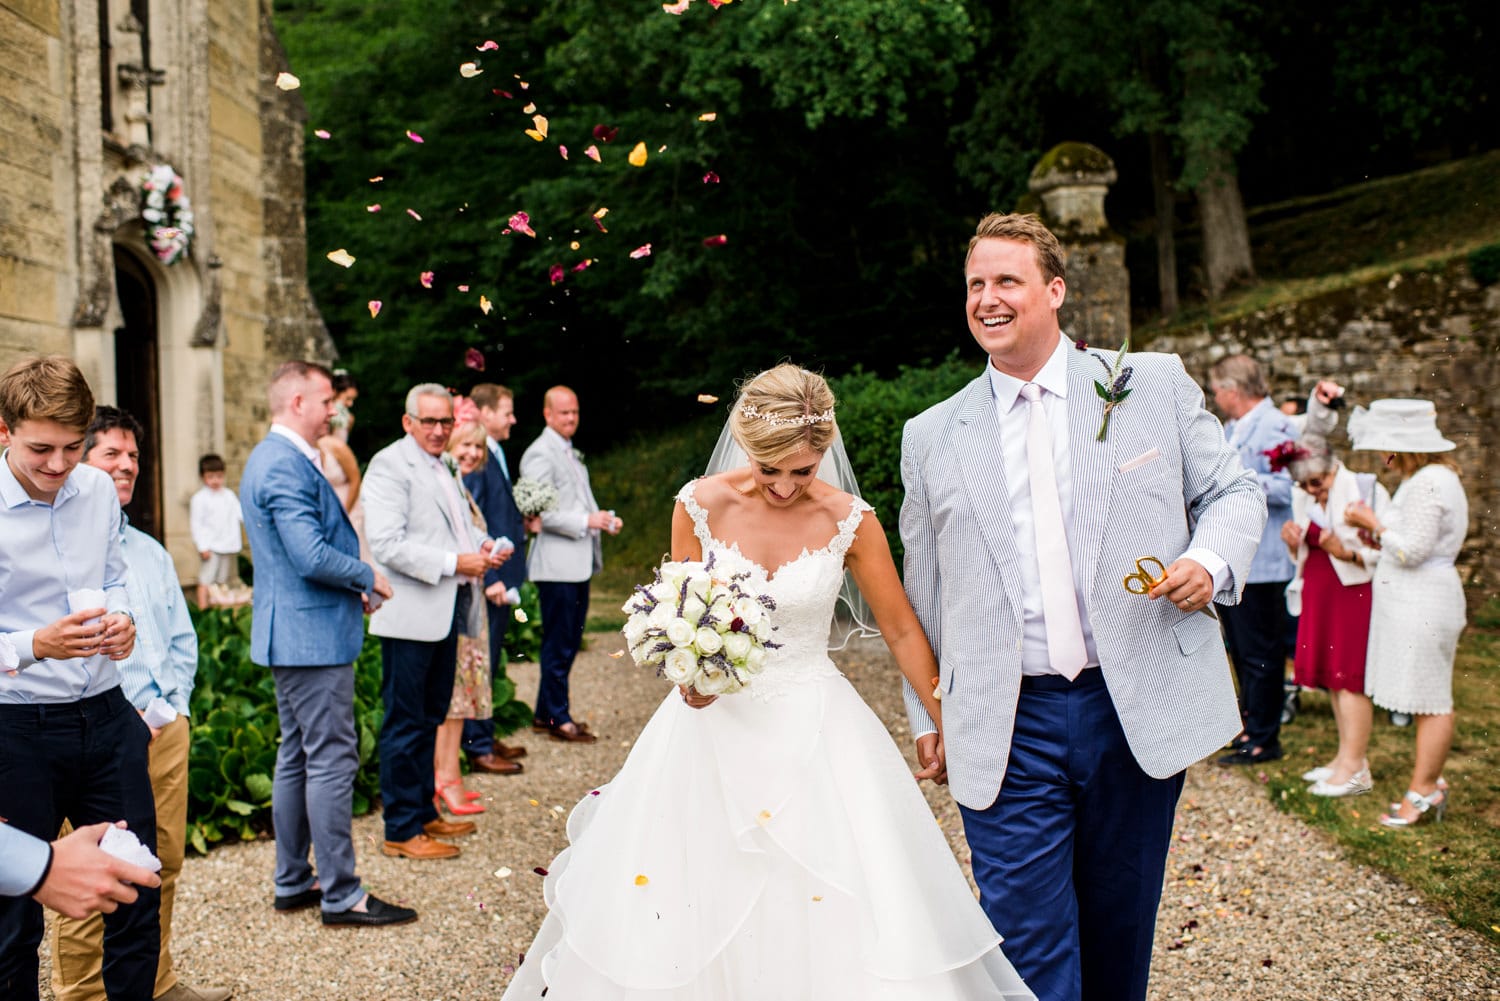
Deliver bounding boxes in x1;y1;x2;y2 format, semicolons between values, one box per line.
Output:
519;386;622;743
900;214;1263;1001
330;369;359;444
1;822;160;921
189;453;243;609
1278;436;1389;799
51;407;231;1001
1209;354;1297;765
240;360;408;927
319;418;368;561
1343;399;1469;828
1286;380;1346;438
0;355;152;1001
460;382;532;770
431;414;505;817
364;384;511;858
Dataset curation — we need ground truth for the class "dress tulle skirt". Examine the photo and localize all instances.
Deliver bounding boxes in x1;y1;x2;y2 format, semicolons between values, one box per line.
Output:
501;676;1034;1000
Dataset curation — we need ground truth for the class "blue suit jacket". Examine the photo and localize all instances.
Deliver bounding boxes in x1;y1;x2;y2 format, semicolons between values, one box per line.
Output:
464;449;526;592
240;432;374;667
1222;398;1297;583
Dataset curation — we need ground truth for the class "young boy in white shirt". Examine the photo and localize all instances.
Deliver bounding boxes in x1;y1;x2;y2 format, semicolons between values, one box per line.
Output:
188;453;243;608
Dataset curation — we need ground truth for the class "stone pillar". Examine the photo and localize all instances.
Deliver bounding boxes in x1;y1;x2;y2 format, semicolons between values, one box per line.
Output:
1027;142;1130;348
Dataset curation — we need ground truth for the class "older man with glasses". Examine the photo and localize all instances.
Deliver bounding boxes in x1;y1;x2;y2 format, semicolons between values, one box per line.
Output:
362;384;512;861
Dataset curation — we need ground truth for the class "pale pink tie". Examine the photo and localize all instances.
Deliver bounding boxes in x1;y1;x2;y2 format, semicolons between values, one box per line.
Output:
1020;383;1087;679
434;461;475;555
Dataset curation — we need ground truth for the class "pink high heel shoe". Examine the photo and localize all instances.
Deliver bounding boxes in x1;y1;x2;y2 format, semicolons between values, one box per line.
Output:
434;779;486;815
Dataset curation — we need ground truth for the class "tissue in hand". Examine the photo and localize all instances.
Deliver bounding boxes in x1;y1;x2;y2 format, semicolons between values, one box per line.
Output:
142;697;178;729
98;825;163;874
67;588;108;621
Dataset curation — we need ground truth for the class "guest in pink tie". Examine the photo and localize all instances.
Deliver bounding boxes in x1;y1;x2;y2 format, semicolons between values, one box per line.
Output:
898;213;1265;1001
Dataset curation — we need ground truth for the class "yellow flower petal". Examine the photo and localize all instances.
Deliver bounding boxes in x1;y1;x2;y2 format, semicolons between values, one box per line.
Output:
697;394;719;404
698;112;717;122
325;248;356;268
480;295;493;315
460;62;483;78
275;72;301;91
628;142;648;167
634;874;649;886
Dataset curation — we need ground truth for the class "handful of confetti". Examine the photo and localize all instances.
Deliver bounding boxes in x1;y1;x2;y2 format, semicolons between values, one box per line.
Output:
512;477;559;518
0;634;18;676
98;825;163;874
620;553;777;696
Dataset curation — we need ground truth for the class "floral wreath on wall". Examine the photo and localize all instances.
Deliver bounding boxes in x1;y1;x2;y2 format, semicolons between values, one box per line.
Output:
141;164;194;265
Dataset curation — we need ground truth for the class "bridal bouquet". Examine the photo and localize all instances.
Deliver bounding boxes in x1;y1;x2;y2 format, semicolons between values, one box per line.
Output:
511;476;559;517
621;554;777;695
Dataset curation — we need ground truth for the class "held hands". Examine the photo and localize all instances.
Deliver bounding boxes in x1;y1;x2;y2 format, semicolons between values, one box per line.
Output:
362;571;394;614
34;822;162;919
33;608;134;662
914;732;948;785
1145;558;1215;616
678;684;717;710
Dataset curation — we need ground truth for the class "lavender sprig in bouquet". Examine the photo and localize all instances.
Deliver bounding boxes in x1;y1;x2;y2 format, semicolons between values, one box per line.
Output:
621;552;778;696
511;476;559;518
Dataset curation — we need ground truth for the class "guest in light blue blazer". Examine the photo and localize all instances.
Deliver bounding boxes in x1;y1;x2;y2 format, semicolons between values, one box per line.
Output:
1209;354;1298;767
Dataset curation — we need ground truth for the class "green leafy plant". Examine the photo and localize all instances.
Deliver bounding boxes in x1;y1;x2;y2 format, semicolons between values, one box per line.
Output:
1468;242;1500;287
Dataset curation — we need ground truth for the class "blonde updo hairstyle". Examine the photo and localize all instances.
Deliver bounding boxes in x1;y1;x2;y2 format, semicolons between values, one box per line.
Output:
730;364;838;466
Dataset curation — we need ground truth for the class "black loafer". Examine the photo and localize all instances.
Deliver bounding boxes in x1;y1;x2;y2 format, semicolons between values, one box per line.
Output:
1217;745;1283;767
321;893;418;927
274;887;322;912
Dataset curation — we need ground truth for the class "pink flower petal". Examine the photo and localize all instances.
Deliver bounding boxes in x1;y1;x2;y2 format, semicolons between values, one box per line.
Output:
458;284;471;292
367;300;382;318
702;233;727;247
466;347;486;371
548;263;565;285
702;171;720;184
313;129;332;139
663;0;691;12
629;244;652;259
591;207;610;233
508;211;536;238
366;204;382;212
558;145;569;160
406;208;422;221
707;0;729;7
477;40;499;51
571;258;593;273
420;271;435;288
584;145;601;162
406;130;425;143
494;89;513;99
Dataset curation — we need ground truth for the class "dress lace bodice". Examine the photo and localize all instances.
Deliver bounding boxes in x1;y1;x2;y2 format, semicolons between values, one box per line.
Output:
676;480;872;701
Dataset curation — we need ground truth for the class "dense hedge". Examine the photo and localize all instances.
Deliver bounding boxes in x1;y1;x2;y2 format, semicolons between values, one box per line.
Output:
185;602;534;854
831;353;983;567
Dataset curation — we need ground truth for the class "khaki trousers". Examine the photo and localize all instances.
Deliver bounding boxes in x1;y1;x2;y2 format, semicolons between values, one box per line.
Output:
51;714;189;1000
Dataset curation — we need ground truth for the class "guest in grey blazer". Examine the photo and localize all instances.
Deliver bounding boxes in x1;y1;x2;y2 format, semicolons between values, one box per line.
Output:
899;213;1265;1001
239;361;409;927
518;386;622;742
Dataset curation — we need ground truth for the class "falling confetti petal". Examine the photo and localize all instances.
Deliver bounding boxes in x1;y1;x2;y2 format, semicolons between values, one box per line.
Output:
569;241;581;251
369;175;384;183
528;799;540;807
494;866;512;878
629;244;652;259
702;233;728;247
532;114;548;136
533;866;549;876
697;394;719;404
628;142;648;167
366;204;381;213
571;259;593;273
420;271;434;288
592;124;620;143
325;248;356;268
466;347;486;370
756;810;772;826
514;608;528;623
460;62;483;78
549;263;565;285
591;207;610;233
663;0;690;12
477;40;499;51
559;145;569;160
698;112;717;122
313;129;331;139
458;284;470;292
406;130;424;143
367;300;382;318
707;0;732;7
509;211;536;237
812;895;823;902
658;144;668;153
584;145;601;163
702;171;720;184
479;295;493;315
494;89;513;98
608;648;625;658
634;875;650;886
522;102;537;114
406;208;422;221
517;78;530;89
275;72;301;91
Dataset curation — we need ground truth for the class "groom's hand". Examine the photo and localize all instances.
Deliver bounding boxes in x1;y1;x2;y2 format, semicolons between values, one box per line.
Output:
1146;558;1214;616
914;733;948;785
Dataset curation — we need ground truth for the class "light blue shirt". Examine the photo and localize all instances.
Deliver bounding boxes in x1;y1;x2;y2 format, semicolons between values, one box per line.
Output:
116;517;198;715
0;455;131;703
0;824;50;897
1222;397;1298;583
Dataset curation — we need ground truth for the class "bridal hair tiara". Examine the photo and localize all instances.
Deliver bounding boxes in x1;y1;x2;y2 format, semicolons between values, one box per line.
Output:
738;404;836;428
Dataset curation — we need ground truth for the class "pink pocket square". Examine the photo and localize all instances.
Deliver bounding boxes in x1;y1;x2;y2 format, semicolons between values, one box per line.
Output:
1117;448;1162;473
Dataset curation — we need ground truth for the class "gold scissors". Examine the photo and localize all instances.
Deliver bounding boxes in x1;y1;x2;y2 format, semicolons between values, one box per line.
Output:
1123;556;1218;618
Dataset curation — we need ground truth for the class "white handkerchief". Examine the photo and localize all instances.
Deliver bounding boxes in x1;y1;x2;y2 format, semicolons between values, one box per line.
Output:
67;588;108;621
494;536;515;555
98;825;163;874
142;697;178;729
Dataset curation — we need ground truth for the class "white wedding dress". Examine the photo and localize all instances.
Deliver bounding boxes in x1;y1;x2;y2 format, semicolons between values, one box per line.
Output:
500;481;1034;1000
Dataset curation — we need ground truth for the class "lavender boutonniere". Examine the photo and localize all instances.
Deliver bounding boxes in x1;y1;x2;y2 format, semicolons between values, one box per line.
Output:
1084;334;1133;442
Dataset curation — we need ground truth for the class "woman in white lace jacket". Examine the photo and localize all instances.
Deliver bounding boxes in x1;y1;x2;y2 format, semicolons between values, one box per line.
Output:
1343;400;1468;828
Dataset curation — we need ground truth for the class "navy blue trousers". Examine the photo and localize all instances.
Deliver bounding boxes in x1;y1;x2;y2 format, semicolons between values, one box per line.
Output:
960;671;1183;1001
378;599;461;841
534;580;589;727
0;688;160;1001
1221;581;1290;751
461;600;512;757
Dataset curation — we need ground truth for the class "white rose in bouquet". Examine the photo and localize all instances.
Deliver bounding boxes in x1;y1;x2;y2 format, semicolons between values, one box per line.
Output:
722;631;753;663
694;627;724;656
648;601;676;628
622;615;650;651
744;645;767;672
680;593;708;624
695;666;736;696
663;647;699;686
665;618;697;647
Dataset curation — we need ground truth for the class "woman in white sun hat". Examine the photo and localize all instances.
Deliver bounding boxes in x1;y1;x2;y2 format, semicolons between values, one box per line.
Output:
1343;399;1468;828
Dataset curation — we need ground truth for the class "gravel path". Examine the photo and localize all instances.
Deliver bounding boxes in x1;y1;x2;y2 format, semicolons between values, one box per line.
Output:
41;635;1498;1000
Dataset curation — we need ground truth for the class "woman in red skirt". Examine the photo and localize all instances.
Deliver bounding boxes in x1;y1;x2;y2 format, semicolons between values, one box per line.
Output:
1278;438;1389;797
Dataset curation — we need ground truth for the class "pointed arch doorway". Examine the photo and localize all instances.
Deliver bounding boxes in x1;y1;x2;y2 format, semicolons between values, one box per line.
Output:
112;243;164;541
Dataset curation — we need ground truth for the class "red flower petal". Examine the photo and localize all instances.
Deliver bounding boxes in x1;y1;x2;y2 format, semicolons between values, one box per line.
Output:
702;171;720;184
465;347;486;371
592;124;620;143
702;233;728;247
548;263;565;285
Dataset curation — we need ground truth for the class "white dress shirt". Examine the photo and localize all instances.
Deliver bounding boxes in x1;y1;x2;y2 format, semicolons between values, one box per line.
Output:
988;335;1230;676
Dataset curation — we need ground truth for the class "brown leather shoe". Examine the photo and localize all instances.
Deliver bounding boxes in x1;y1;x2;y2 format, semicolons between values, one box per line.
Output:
382;834;459;859
423;818;478;837
547;722;598;744
468;753;523;775
495;740;528;760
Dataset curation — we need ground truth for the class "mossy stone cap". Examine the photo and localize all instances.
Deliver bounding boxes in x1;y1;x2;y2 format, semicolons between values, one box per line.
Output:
1028;142;1118;193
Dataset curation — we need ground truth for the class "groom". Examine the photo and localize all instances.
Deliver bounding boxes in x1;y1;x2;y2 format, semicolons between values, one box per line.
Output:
899;213;1265;1001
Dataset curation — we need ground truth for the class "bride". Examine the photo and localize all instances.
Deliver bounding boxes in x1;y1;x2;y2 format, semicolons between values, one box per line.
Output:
501;365;1033;1000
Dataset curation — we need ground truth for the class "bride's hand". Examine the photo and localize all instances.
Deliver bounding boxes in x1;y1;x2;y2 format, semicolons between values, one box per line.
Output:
913;732;948;785
679;685;718;710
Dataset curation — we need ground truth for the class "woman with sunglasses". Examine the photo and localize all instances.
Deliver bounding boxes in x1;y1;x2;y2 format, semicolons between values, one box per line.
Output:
1278;437;1389;797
